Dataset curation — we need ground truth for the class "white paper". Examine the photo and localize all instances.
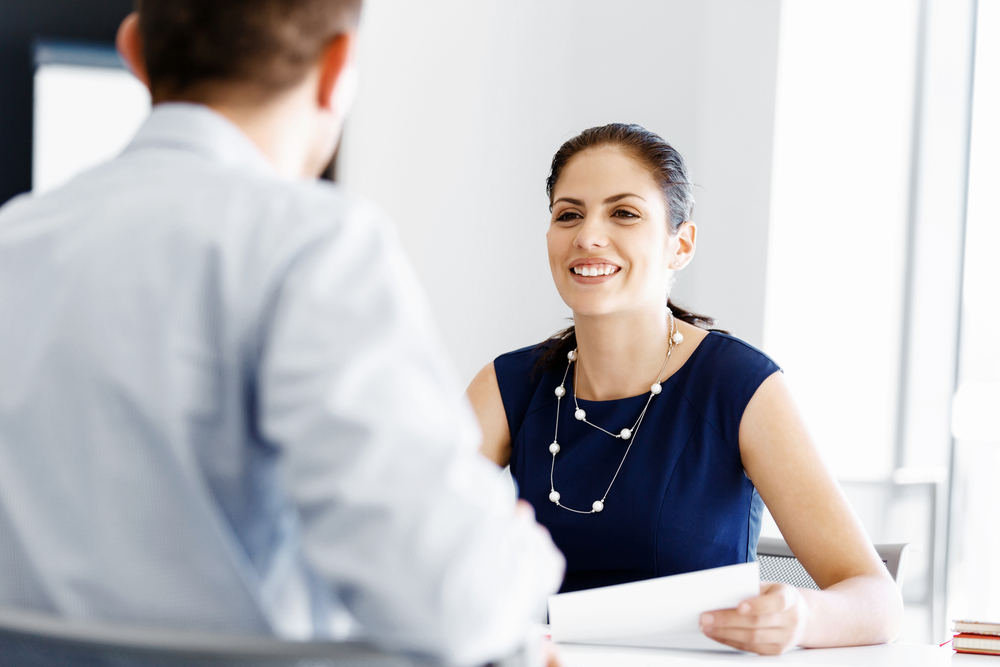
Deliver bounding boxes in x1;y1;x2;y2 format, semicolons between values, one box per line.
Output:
548;561;760;650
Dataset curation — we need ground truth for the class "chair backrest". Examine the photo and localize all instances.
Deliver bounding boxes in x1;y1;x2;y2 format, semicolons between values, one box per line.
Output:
755;536;912;591
0;606;432;667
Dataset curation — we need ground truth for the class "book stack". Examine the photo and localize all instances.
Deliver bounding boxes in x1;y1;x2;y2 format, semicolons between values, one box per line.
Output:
953;619;1000;656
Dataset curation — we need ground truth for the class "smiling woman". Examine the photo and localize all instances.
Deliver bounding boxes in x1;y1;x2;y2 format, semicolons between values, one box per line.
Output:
465;123;904;656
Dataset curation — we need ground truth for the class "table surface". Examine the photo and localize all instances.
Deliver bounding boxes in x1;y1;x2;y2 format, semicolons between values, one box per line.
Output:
554;642;992;666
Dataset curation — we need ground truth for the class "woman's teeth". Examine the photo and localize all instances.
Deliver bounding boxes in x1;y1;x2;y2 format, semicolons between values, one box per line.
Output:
572;265;618;277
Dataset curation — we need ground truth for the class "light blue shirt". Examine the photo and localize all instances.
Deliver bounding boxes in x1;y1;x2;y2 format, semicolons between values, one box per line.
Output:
0;104;562;665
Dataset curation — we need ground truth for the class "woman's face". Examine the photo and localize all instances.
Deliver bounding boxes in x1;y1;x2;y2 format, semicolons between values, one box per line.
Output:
546;145;694;319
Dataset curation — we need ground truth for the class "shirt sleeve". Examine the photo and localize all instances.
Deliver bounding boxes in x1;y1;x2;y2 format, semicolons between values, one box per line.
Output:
255;196;564;666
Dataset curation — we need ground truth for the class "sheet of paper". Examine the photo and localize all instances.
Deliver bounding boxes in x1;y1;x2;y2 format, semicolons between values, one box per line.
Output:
548;561;760;650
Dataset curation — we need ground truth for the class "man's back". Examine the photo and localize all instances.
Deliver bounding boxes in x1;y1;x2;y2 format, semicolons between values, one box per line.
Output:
0;104;562;664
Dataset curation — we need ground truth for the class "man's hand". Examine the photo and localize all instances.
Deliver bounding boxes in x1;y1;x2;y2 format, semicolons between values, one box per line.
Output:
699;582;809;655
542;637;563;667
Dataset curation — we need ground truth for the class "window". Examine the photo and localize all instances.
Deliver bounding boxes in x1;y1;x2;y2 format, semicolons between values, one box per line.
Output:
947;0;1000;626
33;41;150;195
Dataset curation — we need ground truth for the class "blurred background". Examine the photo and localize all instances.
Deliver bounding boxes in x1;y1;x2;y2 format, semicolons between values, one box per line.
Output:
1;0;996;646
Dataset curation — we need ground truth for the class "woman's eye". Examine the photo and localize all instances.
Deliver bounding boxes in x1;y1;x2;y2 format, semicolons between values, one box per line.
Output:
555;211;582;222
613;209;639;220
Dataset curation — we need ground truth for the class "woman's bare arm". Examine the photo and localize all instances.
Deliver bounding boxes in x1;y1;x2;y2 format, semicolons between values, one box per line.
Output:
700;371;903;654
466;362;512;468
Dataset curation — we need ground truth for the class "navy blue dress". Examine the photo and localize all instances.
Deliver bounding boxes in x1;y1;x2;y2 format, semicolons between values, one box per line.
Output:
495;331;781;594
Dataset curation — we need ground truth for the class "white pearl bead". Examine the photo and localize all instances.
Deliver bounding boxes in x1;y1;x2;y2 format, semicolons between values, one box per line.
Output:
620;428;631;440
574;408;586;421
567;349;577;361
554;385;566;398
651;382;662;395
549;490;561;503
592;500;604;513
672;332;684;344
549;442;561;454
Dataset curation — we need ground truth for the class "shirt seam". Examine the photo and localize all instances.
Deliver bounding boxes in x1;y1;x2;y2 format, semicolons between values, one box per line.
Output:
652;424;700;578
665;377;736;454
746;486;758;563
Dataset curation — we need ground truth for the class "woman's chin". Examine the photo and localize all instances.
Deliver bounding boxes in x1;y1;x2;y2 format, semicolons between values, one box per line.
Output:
563;300;621;319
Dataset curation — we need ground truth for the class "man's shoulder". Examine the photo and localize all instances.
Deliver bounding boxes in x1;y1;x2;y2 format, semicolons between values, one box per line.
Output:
36;152;388;251
0;156;398;308
157;155;382;234
281;179;389;235
223;173;384;238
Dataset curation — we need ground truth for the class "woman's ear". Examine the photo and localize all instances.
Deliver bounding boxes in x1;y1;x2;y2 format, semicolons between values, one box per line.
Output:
116;12;150;90
669;221;697;270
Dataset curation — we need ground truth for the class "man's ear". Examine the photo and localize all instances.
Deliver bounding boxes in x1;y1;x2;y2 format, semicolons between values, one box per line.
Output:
317;31;358;115
116;12;150;89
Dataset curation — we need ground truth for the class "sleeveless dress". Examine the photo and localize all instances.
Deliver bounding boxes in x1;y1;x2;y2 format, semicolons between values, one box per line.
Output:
494;331;781;594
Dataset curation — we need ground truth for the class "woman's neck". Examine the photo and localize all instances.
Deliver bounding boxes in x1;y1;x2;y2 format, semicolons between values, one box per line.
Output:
572;308;673;401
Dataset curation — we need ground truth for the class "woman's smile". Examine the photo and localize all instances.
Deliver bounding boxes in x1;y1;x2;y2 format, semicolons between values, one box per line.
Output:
569;259;621;281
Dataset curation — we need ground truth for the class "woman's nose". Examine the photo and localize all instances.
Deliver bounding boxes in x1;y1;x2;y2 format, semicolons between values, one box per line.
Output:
573;216;608;249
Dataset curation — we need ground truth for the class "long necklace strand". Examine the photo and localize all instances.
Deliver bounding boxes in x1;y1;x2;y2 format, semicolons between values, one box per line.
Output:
547;312;682;514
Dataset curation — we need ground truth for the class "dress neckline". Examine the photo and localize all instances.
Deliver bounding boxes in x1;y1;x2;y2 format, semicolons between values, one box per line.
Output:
570;331;718;405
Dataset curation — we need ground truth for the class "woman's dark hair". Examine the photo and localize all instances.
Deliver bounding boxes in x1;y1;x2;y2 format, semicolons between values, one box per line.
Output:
536;123;724;375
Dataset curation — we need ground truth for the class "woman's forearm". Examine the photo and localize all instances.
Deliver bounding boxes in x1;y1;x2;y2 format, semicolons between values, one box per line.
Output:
799;574;903;647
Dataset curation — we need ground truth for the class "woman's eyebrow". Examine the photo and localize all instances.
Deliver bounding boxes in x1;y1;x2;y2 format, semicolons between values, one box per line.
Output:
604;193;645;204
553;193;645;207
552;197;585;207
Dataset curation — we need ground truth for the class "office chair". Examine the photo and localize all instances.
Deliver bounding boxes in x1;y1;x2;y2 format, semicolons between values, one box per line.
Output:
0;606;436;667
756;536;913;591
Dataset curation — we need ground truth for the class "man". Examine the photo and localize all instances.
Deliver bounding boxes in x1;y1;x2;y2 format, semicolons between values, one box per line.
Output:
0;1;563;665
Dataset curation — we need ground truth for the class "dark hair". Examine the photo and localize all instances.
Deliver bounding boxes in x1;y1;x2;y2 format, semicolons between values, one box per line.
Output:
536;123;725;375
136;0;362;102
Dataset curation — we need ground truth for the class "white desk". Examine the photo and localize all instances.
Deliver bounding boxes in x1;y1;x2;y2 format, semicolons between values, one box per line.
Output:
555;643;986;666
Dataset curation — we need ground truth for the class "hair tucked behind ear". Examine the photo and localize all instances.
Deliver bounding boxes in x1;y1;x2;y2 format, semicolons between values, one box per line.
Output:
534;123;726;376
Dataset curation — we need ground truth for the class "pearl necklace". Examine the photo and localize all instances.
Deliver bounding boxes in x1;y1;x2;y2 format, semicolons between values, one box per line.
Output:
547;313;684;514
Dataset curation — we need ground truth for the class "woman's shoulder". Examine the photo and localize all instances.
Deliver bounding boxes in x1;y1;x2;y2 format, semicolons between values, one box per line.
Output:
493;339;559;382
693;331;781;377
676;331;781;411
491;340;560;437
495;342;549;365
673;331;781;451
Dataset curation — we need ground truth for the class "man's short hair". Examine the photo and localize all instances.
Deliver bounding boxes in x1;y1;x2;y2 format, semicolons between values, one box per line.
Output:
136;0;362;102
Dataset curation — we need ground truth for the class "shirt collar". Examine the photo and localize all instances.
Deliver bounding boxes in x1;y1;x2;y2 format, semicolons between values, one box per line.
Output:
122;102;276;176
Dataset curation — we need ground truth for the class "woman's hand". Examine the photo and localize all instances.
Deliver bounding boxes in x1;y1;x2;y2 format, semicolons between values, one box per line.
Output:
699;582;809;655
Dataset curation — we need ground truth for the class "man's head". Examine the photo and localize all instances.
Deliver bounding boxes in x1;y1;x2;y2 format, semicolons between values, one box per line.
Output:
117;0;362;178
126;0;361;104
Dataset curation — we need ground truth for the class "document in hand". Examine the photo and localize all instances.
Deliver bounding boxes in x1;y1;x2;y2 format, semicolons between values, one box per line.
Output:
548;561;760;651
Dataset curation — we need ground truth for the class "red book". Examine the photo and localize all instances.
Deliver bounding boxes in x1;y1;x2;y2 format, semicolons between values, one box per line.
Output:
954;632;1000;656
954;620;1000;637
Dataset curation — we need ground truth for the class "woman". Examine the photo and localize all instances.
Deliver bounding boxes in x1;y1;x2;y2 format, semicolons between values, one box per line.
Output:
466;124;902;655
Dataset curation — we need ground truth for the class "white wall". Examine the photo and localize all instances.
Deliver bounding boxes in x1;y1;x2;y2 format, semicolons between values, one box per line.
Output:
339;0;781;384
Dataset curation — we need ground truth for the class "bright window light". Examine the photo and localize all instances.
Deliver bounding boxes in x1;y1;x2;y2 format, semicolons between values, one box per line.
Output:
33;42;150;195
764;0;919;480
948;0;1000;625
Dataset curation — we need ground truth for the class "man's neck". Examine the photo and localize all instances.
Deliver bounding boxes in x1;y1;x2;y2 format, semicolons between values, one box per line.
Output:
201;74;331;179
209;101;312;179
